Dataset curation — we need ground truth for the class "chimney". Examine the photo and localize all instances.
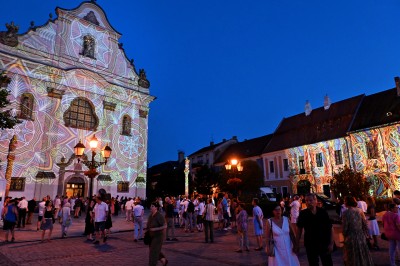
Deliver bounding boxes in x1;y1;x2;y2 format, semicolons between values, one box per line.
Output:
178;150;184;163
324;94;331;110
232;136;237;141
222;138;226;142
210;141;214;146
304;100;312;116
395;77;400;97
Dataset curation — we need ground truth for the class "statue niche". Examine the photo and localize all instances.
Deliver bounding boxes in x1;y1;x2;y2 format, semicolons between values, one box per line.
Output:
81;35;95;59
0;22;19;47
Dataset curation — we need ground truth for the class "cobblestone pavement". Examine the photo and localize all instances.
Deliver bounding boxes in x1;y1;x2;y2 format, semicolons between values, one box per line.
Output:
0;213;393;265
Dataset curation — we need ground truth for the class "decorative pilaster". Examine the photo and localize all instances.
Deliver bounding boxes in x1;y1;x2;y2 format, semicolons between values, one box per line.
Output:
5;135;17;197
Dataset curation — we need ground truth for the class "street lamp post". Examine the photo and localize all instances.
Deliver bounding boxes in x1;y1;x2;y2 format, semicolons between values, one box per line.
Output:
225;159;243;199
73;135;112;201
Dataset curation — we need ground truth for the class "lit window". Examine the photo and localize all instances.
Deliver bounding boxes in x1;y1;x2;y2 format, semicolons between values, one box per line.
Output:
63;97;98;130
366;141;379;159
10;177;25;191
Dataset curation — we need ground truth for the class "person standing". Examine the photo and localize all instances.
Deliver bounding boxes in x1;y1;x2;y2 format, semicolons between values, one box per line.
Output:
60;202;71;238
84;200;95;241
290;195;301;235
365;196;380;250
382;203;400;266
92;196;109;244
252;198;264;251
2;199;18;242
133;199;144;242
342;196;374;266
26;197;36;225
36;197;46;231
125;197;134;221
266;204;299;266
40;200;54;242
296;193;334;266
74;197;82;218
53;195;61;222
164;197;176;241
235;203;249;252
204;198;215;243
17;196;28;228
147;201;168;266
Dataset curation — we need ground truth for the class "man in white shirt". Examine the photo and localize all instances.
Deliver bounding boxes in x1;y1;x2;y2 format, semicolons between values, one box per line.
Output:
356;196;367;213
37;197;46;231
290;195;301;235
133;199;144;242
17;197;28;228
54;195;61;222
92;196;109;244
125;198;134;221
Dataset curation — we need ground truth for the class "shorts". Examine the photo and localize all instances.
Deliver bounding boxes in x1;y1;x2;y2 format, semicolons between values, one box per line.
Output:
95;221;106;232
38;216;43;222
3;220;16;231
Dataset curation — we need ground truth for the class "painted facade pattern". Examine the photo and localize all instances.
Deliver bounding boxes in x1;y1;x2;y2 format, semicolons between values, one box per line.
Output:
0;2;154;199
350;125;400;197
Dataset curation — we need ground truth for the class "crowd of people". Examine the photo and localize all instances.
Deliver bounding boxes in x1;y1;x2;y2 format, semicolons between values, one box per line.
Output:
4;191;400;265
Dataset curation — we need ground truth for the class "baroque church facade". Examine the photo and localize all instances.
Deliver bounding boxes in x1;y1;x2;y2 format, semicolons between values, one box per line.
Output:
0;2;154;199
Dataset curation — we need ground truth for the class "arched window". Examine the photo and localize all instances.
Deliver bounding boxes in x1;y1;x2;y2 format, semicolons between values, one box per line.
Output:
19;93;34;120
122;115;132;136
63;97;98;131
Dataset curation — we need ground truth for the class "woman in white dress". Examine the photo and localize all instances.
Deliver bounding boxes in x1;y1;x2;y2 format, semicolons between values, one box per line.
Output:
266;204;300;266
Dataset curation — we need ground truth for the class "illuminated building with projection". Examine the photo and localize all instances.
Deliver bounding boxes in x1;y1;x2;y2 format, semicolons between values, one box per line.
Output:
0;2;154;199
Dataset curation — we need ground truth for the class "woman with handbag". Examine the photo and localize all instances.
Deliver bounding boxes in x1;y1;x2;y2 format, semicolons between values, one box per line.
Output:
266;203;299;266
60;202;72;238
382;203;400;266
342;196;374;266
147;201;168;266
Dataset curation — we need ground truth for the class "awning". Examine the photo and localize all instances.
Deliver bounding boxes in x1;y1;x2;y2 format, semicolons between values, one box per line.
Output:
97;175;112;181
36;171;56;179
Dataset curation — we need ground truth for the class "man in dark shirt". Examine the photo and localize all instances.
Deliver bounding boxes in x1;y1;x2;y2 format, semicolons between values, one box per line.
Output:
296;193;334;266
164;197;177;241
26;197;36;224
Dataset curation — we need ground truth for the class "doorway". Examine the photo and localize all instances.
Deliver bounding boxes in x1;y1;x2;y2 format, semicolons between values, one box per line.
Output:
65;176;86;198
297;180;311;195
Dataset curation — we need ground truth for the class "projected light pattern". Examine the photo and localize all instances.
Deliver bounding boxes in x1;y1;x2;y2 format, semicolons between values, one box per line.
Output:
350;126;400;197
0;2;154;198
288;138;350;193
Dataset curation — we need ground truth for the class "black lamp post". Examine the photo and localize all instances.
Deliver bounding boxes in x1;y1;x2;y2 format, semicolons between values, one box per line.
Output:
225;159;243;199
74;135;112;201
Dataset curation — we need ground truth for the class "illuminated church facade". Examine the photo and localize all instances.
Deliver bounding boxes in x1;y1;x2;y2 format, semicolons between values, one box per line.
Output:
0;2;154;199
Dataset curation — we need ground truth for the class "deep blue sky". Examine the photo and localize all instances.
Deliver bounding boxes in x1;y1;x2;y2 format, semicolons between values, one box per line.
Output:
2;0;400;166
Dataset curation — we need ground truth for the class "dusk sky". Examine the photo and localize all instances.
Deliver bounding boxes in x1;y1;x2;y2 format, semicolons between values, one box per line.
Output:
2;0;400;166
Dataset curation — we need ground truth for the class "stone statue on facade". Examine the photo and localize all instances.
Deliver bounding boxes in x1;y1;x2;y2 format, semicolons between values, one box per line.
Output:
138;69;150;88
82;35;95;59
0;22;19;47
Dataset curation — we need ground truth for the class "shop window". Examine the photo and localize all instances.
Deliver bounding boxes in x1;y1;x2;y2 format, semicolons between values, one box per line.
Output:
117;181;129;192
10;177;25;191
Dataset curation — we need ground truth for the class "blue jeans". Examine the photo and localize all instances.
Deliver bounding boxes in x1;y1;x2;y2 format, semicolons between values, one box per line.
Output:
134;217;143;239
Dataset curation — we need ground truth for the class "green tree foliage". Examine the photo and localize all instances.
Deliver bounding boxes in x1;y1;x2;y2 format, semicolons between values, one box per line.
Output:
330;166;370;199
192;164;219;195
0;72;20;129
220;160;264;200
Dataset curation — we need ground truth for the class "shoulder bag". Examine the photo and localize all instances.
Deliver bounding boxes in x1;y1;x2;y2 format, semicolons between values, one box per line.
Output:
266;219;275;257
